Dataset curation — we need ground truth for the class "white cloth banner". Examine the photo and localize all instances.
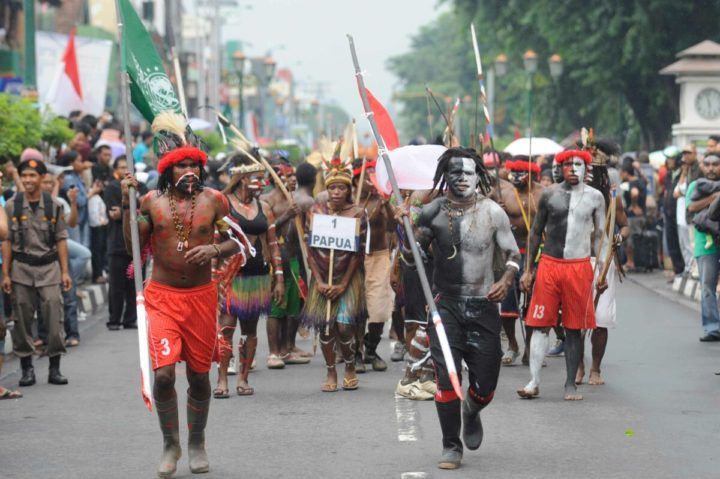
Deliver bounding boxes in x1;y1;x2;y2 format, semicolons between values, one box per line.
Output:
375;144;447;195
37;31;113;117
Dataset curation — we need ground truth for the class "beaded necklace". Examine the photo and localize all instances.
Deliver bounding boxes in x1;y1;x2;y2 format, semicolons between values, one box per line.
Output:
169;191;198;252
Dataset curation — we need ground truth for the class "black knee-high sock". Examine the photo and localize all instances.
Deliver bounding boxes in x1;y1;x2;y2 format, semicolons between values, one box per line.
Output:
564;329;582;389
436;398;462;452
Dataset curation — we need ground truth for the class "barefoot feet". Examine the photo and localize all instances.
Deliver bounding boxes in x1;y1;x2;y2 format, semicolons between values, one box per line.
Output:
588;369;605;385
575;363;585;385
564;385;583;401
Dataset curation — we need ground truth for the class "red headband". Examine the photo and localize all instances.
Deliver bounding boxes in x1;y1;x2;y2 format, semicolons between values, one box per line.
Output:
505;160;540;174
353;159;377;177
157;146;208;174
555;150;592;165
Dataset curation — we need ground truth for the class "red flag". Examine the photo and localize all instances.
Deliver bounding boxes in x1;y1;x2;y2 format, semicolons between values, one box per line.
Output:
46;28;84;115
63;28;83;99
514;125;522;140
366;88;399;151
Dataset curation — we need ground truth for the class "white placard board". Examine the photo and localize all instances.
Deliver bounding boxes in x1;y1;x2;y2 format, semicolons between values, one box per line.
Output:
310;214;359;252
36;31;113;116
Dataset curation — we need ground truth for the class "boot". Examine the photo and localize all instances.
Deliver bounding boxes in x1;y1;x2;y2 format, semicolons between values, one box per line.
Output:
48;355;68;385
19;356;35;387
363;332;387;371
461;396;485;450
436;398;463;469
187;394;211;474
155;395;182;478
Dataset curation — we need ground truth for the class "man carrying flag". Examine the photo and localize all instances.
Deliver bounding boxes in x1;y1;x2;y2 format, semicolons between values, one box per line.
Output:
115;1;247;477
122;112;245;477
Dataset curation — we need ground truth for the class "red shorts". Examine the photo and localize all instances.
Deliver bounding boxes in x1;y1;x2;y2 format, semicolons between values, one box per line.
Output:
526;255;595;330
145;280;219;373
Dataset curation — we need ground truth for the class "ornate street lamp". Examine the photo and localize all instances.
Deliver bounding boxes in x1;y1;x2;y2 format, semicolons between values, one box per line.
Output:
494;53;508;77
263;55;276;84
548;53;563;80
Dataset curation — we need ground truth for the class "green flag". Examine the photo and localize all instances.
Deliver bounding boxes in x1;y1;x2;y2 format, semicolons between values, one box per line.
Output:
118;0;180;122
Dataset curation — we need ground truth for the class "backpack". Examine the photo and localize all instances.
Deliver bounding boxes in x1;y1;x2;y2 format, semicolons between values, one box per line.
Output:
12;191;60;251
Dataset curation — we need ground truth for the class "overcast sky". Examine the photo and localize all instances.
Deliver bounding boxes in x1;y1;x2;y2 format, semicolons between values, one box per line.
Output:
218;0;445;120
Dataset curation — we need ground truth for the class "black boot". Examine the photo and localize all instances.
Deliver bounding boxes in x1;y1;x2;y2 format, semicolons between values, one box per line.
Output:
436;398;463;469
19;356;35;387
363;329;387;372
156;395;181;477
461;396;486;450
48;356;68;385
187;394;210;474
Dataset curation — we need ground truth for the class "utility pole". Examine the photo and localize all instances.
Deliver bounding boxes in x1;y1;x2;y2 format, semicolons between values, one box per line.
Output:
23;0;36;89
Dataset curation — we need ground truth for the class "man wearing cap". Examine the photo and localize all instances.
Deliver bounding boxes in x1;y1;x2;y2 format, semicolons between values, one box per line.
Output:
517;150;606;401
3;158;72;387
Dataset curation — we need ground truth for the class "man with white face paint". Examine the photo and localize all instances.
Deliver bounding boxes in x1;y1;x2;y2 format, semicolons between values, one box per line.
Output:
395;147;520;470
518;149;607;401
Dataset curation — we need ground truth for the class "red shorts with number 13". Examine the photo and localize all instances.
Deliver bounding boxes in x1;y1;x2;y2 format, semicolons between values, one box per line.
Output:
526;255;595;330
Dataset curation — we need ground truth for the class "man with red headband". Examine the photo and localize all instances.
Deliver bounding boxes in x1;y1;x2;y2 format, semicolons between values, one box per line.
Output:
352;157;394;372
518;149;607;401
497;155;544;366
122;112;245;477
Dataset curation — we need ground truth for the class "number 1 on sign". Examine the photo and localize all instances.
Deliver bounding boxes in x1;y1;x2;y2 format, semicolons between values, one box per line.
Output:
331;218;337;228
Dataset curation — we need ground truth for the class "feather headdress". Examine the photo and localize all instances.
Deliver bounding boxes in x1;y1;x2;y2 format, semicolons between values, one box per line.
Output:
322;139;353;187
152;111;208;174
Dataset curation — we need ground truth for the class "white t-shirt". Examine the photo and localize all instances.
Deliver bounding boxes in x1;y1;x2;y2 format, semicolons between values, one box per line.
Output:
88;195;108;227
675;180;688;227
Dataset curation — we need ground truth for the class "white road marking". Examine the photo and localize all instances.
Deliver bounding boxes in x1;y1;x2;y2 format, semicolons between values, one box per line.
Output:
401;473;427;479
395;396;421;442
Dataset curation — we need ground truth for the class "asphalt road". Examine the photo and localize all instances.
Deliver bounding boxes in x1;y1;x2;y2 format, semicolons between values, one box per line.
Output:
2;278;719;479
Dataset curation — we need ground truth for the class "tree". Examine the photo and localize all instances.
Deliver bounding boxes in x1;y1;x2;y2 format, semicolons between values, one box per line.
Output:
0;95;43;163
390;1;720;150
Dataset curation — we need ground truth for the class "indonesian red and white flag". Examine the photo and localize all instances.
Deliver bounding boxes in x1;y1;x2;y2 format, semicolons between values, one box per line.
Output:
46;28;84;116
365;88;399;151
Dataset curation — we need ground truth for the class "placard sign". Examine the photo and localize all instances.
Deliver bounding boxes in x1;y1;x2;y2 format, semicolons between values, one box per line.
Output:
310;214;359;252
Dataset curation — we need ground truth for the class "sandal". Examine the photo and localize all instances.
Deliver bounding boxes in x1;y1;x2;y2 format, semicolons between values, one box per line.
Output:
266;354;285;369
342;376;359;390
501;349;519;366
322;382;338;392
0;387;23;399
236;384;254;396
213;387;229;399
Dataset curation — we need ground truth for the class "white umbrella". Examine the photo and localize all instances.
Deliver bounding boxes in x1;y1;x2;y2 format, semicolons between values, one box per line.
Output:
503;137;564;157
375;144;447;195
188;117;214;131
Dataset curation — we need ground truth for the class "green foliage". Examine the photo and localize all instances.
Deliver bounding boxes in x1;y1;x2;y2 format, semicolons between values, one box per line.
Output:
0;94;42;163
196;130;225;157
41;115;74;148
390;1;720;150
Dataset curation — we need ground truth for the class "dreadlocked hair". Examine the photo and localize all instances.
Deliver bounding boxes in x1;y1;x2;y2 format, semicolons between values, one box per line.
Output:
157;162;207;194
432;147;493;196
589;165;611;209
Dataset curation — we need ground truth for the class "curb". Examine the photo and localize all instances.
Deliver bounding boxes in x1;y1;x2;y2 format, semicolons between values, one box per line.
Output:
78;283;109;315
626;271;701;313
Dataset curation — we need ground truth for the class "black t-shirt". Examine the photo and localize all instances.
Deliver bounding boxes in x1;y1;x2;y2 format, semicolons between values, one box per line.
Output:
624;178;647;217
92;163;112;183
103;179;127;255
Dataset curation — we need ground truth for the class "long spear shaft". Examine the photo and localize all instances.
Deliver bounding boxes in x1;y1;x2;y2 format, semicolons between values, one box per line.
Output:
470;24;501;197
114;0;152;411
348;35;464;401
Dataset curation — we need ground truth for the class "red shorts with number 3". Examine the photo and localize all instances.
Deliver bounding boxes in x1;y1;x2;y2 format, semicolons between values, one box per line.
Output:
526;255;596;330
146;280;219;373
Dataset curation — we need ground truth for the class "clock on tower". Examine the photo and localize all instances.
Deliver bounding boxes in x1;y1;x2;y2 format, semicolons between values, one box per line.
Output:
661;40;720;147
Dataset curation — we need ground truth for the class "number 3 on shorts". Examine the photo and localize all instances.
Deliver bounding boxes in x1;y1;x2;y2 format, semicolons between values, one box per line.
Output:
533;305;545;319
160;338;171;356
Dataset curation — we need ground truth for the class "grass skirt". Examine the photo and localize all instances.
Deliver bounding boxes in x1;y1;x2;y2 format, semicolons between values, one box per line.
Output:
300;272;367;330
222;273;272;320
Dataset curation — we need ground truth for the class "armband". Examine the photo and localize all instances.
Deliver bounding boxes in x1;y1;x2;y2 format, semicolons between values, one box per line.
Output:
212;244;221;257
274;270;284;276
506;260;520;272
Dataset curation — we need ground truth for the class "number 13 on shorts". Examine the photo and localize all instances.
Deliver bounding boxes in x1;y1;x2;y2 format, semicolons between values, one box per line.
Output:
532;305;545;319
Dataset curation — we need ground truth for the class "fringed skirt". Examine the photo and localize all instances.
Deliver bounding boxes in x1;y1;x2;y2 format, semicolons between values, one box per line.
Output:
221;273;272;320
300;272;367;331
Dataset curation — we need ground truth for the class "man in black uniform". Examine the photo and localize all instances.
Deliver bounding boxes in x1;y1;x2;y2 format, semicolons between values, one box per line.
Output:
3;159;72;387
396;147;520;469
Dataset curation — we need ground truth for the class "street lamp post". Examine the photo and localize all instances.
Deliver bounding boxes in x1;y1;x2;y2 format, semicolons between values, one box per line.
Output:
261;54;276;138
487;53;507;134
548;54;564;138
523;50;538;137
233;51;246;129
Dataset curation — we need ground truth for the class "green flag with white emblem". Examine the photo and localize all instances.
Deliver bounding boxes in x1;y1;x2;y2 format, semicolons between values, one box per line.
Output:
118;0;181;122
